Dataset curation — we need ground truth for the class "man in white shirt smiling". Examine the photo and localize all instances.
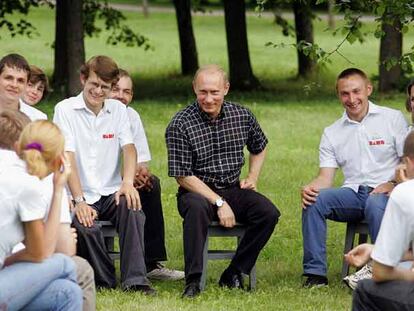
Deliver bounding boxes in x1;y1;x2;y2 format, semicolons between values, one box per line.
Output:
0;53;47;121
110;69;184;281
53;56;155;295
301;68;408;287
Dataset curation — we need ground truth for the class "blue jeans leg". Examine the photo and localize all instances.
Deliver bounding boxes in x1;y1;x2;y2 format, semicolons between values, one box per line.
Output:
364;193;388;242
0;253;82;311
302;187;368;276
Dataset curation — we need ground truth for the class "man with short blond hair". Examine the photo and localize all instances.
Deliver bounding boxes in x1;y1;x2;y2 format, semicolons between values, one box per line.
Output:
301;68;408;287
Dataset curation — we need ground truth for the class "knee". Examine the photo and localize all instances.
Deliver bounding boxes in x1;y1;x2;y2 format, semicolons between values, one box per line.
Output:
365;194;387;216
72;256;95;285
150;175;161;193
179;192;210;219
74;222;102;238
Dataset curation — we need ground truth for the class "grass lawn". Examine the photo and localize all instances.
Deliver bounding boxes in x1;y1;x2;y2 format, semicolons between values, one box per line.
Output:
1;5;412;311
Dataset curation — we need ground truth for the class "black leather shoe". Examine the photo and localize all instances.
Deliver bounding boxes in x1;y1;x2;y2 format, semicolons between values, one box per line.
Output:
123;284;157;296
219;271;244;290
181;282;201;298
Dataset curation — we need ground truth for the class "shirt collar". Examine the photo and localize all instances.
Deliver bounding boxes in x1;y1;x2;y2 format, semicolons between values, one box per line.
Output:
196;101;227;122
73;92;111;114
341;101;380;124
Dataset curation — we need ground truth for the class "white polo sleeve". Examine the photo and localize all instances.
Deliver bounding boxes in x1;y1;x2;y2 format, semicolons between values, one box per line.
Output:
118;104;134;148
319;130;339;168
128;108;151;162
53;103;76;152
371;185;414;267
18;179;46;222
392;111;409;157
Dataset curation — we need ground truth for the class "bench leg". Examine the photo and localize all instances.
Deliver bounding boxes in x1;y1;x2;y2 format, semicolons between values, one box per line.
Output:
342;224;356;278
200;235;209;291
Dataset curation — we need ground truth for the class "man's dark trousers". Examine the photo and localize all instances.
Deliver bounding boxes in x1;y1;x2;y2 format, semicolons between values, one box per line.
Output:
139;175;168;266
177;184;280;282
73;194;150;289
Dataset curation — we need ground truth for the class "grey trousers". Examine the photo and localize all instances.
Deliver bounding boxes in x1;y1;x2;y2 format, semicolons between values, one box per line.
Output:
72;256;96;311
353;279;414;311
73;194;149;289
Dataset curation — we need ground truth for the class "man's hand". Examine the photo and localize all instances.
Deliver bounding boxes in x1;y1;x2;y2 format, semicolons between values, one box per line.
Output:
344;243;374;268
134;165;153;191
217;202;236;228
116;181;141;210
371;182;394;195
395;164;408;184
240;175;257;191
74;202;97;227
301;185;319;209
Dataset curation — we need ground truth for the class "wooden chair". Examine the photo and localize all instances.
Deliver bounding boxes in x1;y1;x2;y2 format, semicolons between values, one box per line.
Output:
341;221;369;278
96;220;120;261
200;221;256;291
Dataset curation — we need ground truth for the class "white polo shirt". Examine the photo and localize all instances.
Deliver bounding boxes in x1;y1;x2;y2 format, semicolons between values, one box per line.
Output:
319;101;408;191
127;106;151;163
371;179;414;267
53;93;134;204
19;99;47;121
0;149;45;268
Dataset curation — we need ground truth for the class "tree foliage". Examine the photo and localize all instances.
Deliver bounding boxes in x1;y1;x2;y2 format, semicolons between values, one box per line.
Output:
258;0;414;77
1;0;151;49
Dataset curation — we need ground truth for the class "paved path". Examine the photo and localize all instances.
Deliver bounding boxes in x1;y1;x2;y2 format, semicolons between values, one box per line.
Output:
109;2;376;21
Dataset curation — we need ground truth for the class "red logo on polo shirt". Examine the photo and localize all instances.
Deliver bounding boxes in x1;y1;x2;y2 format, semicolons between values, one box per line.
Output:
369;140;384;146
102;133;114;139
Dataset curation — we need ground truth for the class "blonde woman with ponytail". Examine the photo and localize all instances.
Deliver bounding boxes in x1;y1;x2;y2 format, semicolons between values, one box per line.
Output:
0;115;82;310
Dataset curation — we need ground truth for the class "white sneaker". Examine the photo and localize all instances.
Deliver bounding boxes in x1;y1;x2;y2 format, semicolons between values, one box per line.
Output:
343;262;372;290
147;263;185;281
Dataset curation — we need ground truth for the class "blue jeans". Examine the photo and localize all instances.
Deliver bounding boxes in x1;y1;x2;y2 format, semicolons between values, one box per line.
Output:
302;186;388;277
0;253;82;311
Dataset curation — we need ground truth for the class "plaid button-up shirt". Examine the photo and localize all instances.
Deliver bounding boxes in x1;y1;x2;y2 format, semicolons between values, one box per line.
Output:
166;101;268;189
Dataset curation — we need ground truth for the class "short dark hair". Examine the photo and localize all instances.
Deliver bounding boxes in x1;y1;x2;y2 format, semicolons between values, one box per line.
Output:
29;65;50;99
336;68;370;91
80;55;119;85
403;130;414;159
405;80;414;112
0;53;30;79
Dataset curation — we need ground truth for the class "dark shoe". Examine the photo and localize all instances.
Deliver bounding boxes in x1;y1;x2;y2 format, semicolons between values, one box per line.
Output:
123;284;157;296
219;271;244;289
303;274;328;288
181;282;201;299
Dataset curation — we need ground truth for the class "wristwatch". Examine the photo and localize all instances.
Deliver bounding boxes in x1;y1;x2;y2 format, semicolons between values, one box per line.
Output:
73;196;86;205
215;197;225;208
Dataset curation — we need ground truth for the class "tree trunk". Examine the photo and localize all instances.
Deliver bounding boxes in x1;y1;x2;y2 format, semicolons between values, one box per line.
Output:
327;0;335;30
223;0;259;90
66;0;85;96
293;0;316;78
52;0;68;92
173;0;199;75
142;0;149;18
379;17;402;93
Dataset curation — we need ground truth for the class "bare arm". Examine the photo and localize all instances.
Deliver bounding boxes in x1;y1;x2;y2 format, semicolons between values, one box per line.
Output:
372;260;414;282
116;144;141;210
54;224;76;256
301;167;336;209
3;220;45;266
240;148;266;190
177;176;236;228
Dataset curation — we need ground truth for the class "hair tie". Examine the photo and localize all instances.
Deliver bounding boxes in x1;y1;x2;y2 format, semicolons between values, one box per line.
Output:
25;142;43;152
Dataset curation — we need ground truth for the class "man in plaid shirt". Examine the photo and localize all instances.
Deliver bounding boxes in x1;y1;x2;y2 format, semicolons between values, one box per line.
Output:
166;64;280;298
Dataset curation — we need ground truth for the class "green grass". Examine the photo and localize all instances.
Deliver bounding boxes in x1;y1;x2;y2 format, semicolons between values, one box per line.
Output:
1;6;413;310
